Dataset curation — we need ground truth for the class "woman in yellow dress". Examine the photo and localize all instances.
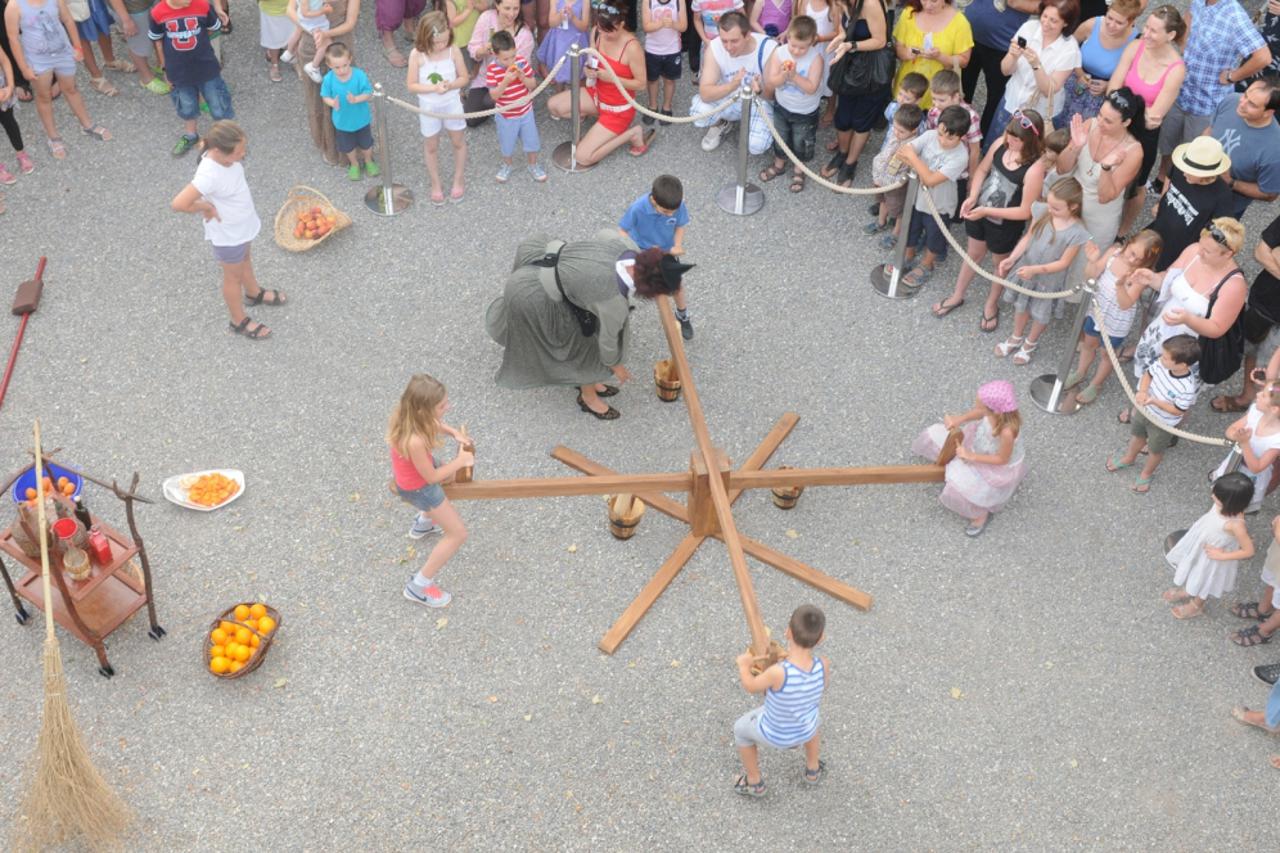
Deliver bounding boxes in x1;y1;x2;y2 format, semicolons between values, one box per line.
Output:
892;0;972;109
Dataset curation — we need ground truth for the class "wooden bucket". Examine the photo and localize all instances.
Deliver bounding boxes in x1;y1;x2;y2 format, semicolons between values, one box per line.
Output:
770;465;804;509
454;425;475;484
607;493;645;540
654;359;681;402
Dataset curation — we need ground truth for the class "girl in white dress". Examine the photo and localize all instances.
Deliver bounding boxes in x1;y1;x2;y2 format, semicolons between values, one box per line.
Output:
1212;383;1280;515
407;12;470;205
1165;472;1255;619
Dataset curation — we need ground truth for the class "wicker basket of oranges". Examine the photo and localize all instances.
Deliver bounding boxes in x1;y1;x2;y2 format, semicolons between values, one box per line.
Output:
205;602;281;679
273;184;351;252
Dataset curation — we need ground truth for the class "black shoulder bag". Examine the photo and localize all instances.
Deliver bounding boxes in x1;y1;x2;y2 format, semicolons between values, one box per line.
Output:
1197;268;1246;386
828;0;895;97
531;245;598;338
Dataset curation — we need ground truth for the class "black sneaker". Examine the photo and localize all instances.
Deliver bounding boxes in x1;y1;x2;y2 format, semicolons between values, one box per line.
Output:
642;111;655;126
867;201;880;216
678;315;693;340
1253;662;1280;686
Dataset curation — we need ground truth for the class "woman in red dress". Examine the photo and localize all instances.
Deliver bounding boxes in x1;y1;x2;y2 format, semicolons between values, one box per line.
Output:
547;1;654;164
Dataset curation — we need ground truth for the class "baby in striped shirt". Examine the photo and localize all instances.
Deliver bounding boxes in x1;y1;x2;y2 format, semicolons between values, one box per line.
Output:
732;604;828;797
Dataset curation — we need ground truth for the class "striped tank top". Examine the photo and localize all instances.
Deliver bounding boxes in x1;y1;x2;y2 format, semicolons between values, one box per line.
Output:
758;657;825;748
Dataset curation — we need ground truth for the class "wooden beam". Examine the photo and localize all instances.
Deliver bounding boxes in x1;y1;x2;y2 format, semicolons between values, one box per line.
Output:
443;471;691;500
731;537;872;611
598;535;702;654
656;295;770;656
728;464;945;491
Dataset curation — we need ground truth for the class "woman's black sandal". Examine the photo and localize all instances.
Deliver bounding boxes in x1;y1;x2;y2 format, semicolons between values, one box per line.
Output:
837;160;858;187
229;316;270;339
246;288;287;307
820;150;844;178
576;393;619;420
1231;624;1274;647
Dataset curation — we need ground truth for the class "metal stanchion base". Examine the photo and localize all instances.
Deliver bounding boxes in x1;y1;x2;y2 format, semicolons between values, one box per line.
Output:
1029;374;1083;415
364;184;414;216
553;141;596;173
715;183;764;216
1164;529;1187;554
869;264;918;300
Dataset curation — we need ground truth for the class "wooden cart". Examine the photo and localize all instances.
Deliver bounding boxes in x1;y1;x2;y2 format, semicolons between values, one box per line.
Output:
0;458;164;677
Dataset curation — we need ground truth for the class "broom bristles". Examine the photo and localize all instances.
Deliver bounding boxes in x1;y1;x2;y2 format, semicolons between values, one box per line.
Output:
14;638;132;852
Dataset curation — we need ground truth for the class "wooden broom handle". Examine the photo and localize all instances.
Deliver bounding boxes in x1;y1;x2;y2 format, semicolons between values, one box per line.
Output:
33;421;56;639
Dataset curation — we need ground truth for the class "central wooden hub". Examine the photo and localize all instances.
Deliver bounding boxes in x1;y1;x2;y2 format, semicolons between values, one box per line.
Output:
690;448;731;537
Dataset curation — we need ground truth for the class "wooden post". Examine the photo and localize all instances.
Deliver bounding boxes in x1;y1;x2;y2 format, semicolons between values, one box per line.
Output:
455;425;474;484
936;428;963;466
689;448;730;537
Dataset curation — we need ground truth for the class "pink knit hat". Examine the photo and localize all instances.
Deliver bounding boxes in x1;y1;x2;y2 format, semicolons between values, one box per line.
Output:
978;380;1018;414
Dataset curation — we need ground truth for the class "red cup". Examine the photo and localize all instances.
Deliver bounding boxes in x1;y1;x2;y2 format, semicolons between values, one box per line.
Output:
51;518;78;543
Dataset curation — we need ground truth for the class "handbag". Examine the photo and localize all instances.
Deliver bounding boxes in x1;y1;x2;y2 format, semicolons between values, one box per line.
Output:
828;0;895;97
1197;268;1246;386
66;0;91;22
531;243;599;338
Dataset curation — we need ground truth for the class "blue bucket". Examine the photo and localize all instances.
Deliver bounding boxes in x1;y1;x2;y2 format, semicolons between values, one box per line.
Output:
12;463;85;503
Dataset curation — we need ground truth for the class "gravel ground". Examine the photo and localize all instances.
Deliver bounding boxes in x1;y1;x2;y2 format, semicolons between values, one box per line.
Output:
0;13;1277;851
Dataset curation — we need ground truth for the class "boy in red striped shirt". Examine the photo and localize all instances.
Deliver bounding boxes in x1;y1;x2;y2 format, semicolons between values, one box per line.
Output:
485;30;546;184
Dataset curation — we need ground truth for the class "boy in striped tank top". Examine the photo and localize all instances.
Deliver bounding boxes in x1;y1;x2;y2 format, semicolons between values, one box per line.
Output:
732;604;827;796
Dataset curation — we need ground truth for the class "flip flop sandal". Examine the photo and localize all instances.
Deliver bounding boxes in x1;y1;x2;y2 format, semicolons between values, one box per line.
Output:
789;173;806;193
382;46;408;67
89;76;118;96
1229;706;1280;732
103;58;135;73
450;187;465;204
1105;452;1134;473
1076;384;1099;404
1211;395;1251;413
932;297;964;317
1131;473;1153;494
81;125;112;141
229;316;271;339
733;774;766;797
1172;600;1203;619
979;311;999;333
1229;601;1271;621
1231;625;1274;646
431;190;446;206
245;288;287;307
46;137;66;160
1117;408;1132;425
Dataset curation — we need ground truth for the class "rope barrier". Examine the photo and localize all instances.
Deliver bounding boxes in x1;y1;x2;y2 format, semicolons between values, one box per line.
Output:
755;98;904;196
578;46;742;124
384;54;569;120
1092;303;1233;448
918;184;1078;300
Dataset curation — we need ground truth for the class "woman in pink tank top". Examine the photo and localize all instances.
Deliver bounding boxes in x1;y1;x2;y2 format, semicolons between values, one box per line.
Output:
1108;4;1186;236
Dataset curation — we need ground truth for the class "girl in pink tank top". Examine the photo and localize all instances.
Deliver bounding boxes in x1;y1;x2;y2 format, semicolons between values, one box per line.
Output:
387;374;475;609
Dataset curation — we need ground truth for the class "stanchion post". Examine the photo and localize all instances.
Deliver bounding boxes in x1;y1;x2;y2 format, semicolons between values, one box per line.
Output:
870;173;920;299
364;83;414;216
1030;279;1095;415
716;86;764;216
1165;445;1243;552
553;45;594;173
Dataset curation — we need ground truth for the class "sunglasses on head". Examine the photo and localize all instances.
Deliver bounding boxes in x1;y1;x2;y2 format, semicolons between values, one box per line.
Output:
1011;109;1040;136
591;0;621;12
1107;90;1132;111
1206;223;1230;247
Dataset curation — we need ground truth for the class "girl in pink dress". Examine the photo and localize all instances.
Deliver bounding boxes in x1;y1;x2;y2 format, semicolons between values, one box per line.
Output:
912;379;1028;537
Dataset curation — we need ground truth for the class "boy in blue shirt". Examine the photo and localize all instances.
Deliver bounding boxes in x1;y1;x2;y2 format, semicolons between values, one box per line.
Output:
619;175;694;339
319;44;379;181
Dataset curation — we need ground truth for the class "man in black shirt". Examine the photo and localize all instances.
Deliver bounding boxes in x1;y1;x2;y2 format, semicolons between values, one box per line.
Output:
1147;136;1236;272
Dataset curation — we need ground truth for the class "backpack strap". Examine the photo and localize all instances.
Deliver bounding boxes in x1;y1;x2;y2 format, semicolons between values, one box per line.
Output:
1205;268;1244;317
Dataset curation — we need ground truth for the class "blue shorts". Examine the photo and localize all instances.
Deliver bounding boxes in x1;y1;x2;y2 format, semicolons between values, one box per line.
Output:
397;481;446;512
171;76;234;122
211;241;250;264
645;51;682;81
495;111;540;158
1083;315;1127;349
335;125;374;153
907;208;950;261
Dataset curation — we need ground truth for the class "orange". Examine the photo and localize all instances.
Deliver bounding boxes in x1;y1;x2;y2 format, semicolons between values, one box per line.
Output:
219;620;237;634
234;604;251;621
210;656;230;674
234;627;252;646
249;634;260;649
256;616;276;634
210;628;228;646
210;645;226;659
232;645;251;663
249;603;267;620
228;660;244;673
24;487;35;500
242;618;258;632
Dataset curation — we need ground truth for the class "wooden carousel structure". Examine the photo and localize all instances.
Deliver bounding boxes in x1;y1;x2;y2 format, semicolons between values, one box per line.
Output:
445;297;959;659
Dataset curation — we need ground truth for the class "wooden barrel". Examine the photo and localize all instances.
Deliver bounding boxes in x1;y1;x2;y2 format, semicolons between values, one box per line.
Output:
654;359;681;402
770;465;804;509
607;493;646;540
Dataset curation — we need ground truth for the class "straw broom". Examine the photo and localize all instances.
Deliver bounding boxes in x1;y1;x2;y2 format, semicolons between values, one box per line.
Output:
14;421;130;852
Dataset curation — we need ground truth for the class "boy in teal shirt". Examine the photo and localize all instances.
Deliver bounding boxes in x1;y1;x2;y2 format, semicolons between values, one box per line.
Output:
319;44;380;180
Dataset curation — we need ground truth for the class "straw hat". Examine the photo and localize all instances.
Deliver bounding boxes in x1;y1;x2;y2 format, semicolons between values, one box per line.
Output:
1172;136;1231;179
